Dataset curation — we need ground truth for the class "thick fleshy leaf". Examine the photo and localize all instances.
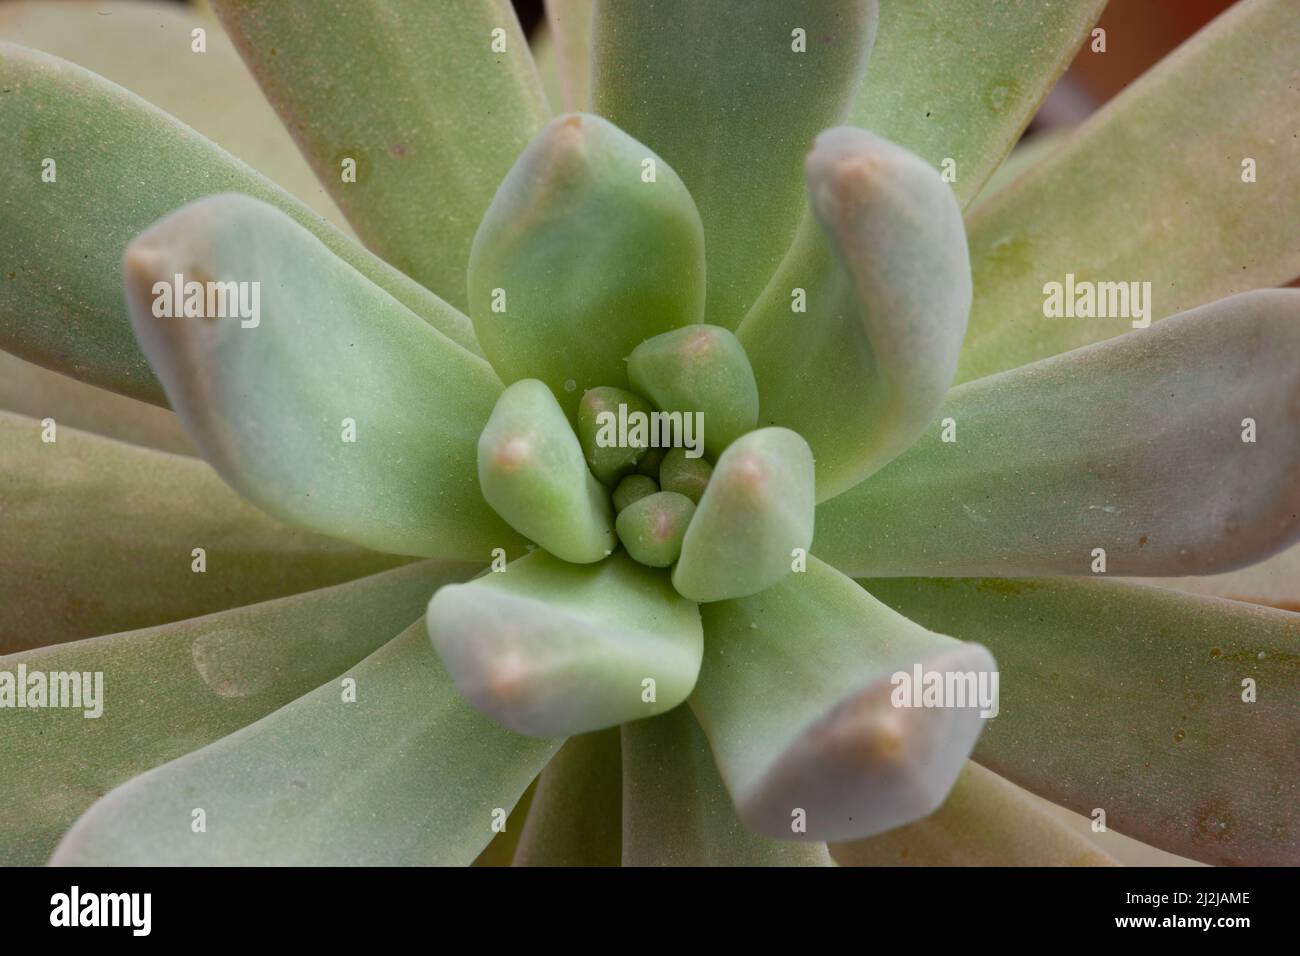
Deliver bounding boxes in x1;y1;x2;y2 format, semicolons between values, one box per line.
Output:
513;730;622;867
0;349;194;456
1132;543;1300;612
613;474;658;513
469;113;705;417
211;0;549;311
479;379;615;563
657;450;711;505
0;410;406;654
50;621;560;866
691;557;996;842
124;193;521;559
815;291;1300;577
591;1;877;329
621;705;831;867
578;386;655;486
428;550;702;737
627;325;758;460
849;1;1105;207
865;577;1300;866
0;561;469;866
738;128;971;500
0;0;345;225
830;762;1117;867
958;0;1300;382
673;428;814;603
544;0;593;111
0;43;477;406
616;491;694;569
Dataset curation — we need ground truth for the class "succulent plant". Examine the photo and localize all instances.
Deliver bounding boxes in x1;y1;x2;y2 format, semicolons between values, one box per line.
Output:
0;0;1296;868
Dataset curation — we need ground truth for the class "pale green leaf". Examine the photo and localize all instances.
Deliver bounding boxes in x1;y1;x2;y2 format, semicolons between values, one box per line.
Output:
865;577;1300;865
0;410;406;654
815;292;1300;577
0;0;346;225
210;0;549;311
472;780;535;866
530;26;565;115
627;325;757;461
0;349;194;456
428;550;702;737
578;386;656;486
621;705;831;867
50;621;560;865
513;729;621;866
738;128;970;500
0;42;477;406
616;491;694;569
591;0;877;329
691;556;995;842
544;0;593;111
849;0;1105;207
831;762;1117;866
478;379;615;563
0;561;471;866
958;0;1300;382
124;193;521;559
673;428;814;603
968;128;1070;211
469;113;705;417
1130;542;1300;612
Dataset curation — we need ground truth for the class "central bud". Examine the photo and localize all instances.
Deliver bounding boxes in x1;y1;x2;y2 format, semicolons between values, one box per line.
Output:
475;325;817;603
578;382;709;569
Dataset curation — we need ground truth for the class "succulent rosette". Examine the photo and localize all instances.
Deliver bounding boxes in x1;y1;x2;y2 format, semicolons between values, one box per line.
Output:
0;0;1296;867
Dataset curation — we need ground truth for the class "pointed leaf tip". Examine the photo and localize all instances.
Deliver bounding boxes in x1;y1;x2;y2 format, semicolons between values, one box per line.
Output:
122;192;516;559
578;385;655;486
736;640;997;842
692;560;996;843
657;447;713;504
427;550;703;738
612;473;659;513
673;427;814;603
616;491;695;568
627;324;758;461
479;379;616;563
469;112;705;417
739;126;970;500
